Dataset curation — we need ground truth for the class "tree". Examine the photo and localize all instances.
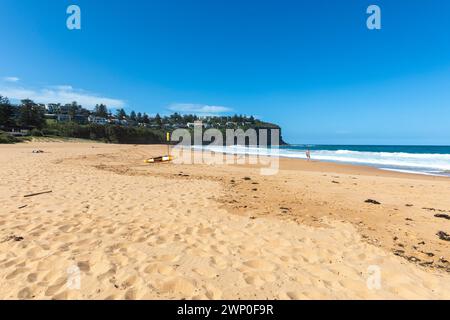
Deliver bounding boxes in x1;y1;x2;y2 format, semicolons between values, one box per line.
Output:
18;99;45;129
67;101;81;121
47;103;61;114
130;111;137;121
136;112;143;123
155;113;162;127
142;113;150;124
116;108;127;120
79;107;91;117
0;95;16;127
94;104;108;118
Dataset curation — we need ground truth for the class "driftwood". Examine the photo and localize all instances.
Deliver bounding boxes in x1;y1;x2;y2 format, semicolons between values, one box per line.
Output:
24;190;52;198
365;199;381;205
434;214;450;220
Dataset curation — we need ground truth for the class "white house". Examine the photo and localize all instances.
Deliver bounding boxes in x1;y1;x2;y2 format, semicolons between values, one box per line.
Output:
88;115;108;125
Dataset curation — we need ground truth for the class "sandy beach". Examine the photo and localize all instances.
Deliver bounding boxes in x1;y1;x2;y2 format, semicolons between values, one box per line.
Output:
0;141;449;300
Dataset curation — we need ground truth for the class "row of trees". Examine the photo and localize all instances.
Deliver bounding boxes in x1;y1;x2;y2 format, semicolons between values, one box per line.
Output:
0;96;46;129
92;104;257;127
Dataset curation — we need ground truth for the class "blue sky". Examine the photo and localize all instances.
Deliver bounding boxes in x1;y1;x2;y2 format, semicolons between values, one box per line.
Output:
1;0;450;144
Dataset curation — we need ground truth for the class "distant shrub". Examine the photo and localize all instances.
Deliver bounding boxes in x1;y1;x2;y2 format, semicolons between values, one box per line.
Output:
30;129;44;137
0;131;19;144
41;128;61;136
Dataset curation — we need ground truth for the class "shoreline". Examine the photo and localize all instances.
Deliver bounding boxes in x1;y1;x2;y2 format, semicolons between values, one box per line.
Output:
191;144;450;181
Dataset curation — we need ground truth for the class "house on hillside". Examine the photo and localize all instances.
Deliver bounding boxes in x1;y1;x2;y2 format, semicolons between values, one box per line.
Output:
187;121;206;129
88;115;108;125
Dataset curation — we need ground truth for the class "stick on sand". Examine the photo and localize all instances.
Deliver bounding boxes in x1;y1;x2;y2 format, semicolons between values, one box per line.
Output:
24;190;52;198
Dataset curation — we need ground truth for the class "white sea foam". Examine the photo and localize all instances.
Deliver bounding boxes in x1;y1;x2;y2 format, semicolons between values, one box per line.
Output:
196;145;450;175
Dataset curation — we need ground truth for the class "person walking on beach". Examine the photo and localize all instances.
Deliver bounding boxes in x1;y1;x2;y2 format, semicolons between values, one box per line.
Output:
306;149;311;161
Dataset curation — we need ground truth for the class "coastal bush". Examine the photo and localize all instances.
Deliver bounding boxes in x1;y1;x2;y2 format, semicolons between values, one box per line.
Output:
43;122;164;144
0;131;19;144
41;128;62;136
30;129;44;137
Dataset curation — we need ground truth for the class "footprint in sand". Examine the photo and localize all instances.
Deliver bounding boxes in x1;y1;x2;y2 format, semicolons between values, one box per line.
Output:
154;254;180;263
17;287;33;299
144;263;174;276
122;275;138;288
283;291;307;300
204;285;223;300
27;273;38;283
124;288;137;300
192;266;218;278
52;291;70;300
44;277;67;296
6;267;28;280
77;261;90;272
244;274;265;286
157;277;196;296
210;256;228;269
244;271;276;286
242;259;275;271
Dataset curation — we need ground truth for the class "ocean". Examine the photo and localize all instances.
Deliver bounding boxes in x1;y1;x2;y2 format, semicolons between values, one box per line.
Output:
199;144;450;177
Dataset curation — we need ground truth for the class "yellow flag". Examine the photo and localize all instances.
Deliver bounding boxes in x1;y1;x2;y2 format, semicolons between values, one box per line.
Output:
166;132;170;142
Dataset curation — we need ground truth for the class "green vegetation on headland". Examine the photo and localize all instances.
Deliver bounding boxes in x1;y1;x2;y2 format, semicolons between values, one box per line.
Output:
0;95;284;145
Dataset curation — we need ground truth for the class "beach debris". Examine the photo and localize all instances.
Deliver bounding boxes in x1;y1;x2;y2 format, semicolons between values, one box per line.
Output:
2;235;24;243
436;231;450;241
18;205;28;209
252;188;258;191
32;150;44;154
280;207;290;214
405;204;414;207
365;199;381;205
423;207;448;213
177;173;190;177
434;214;450;220
24;190;52;198
332;181;340;184
243;177;251;181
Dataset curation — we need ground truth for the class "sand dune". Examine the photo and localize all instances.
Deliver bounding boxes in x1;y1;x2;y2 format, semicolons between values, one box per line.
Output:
0;142;449;299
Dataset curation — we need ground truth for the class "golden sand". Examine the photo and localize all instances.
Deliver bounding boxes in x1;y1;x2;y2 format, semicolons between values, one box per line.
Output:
0;142;449;299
